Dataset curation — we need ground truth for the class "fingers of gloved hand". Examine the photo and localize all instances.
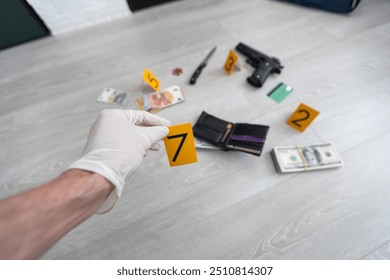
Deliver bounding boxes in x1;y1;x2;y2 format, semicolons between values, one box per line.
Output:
137;125;169;150
150;142;161;151
67;109;171;214
123;110;171;127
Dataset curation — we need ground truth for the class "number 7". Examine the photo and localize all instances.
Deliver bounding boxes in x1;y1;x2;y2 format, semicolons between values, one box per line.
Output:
167;133;188;162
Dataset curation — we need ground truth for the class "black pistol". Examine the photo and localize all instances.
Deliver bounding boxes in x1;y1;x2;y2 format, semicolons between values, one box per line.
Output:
236;42;283;88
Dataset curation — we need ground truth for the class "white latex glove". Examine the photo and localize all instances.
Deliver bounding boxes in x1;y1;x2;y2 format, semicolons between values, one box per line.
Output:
67;109;171;213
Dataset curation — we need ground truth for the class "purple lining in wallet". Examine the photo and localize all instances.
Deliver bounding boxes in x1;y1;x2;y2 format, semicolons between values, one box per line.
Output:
230;135;265;143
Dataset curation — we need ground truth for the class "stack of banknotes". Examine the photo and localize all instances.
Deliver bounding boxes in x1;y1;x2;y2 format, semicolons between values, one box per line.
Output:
136;85;184;112
271;142;344;173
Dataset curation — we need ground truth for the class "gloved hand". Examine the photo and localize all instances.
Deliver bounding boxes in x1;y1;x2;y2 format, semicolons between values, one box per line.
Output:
67;109;171;213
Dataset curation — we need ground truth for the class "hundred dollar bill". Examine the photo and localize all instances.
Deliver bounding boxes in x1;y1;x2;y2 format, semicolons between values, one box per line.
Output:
138;85;184;112
272;142;344;173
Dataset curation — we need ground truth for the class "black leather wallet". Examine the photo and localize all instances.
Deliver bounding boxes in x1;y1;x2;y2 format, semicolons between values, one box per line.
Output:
193;111;270;156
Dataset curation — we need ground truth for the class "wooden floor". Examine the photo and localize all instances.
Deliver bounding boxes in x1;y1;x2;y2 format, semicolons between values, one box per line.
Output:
1;0;389;260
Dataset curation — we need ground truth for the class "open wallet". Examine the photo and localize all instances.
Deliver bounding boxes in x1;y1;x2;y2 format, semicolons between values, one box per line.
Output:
193;111;270;156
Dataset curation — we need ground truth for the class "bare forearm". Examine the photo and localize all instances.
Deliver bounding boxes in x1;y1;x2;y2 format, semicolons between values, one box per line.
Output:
0;169;114;259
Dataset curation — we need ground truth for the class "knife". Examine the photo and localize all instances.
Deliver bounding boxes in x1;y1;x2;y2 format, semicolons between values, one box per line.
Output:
189;46;217;85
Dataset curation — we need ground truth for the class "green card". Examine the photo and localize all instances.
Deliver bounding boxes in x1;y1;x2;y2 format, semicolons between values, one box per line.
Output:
267;83;293;103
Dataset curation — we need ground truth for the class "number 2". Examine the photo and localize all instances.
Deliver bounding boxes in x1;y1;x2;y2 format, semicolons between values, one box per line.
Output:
167;133;187;162
287;103;320;132
291;109;310;127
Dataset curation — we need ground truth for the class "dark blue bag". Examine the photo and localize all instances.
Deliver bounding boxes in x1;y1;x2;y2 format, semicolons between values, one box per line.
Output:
283;0;361;13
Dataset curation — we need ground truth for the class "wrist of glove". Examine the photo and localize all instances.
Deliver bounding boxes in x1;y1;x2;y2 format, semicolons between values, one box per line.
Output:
67;109;170;213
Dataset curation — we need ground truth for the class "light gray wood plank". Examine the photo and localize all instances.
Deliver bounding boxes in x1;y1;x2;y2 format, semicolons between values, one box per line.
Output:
361;242;390;260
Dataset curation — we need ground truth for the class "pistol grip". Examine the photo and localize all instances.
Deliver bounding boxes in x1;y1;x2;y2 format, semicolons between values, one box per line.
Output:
247;63;273;88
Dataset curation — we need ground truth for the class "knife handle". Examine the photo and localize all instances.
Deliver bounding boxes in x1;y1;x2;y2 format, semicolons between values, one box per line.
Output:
189;63;206;85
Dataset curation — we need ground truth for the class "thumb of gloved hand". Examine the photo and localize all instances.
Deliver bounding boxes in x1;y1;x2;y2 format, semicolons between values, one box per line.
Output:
67;109;171;213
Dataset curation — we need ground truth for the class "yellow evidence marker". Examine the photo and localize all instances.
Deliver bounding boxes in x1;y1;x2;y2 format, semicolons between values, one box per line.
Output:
164;123;198;167
223;50;239;75
287;103;320;132
143;68;161;92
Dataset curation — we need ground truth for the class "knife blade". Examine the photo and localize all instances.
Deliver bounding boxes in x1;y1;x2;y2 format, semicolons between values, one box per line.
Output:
189;46;217;85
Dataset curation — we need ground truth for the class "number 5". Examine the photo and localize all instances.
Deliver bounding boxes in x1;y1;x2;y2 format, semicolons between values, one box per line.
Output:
147;73;159;90
143;68;161;91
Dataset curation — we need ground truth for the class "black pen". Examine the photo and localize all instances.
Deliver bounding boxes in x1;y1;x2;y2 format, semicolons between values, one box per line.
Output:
189;46;217;85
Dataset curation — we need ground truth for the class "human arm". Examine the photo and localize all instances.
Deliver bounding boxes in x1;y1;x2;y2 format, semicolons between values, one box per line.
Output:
0;109;170;259
0;169;113;259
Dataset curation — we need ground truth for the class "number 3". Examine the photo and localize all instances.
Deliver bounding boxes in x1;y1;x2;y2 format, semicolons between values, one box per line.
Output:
225;57;234;71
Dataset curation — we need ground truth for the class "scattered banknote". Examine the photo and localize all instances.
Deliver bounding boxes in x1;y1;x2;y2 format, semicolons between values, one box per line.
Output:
97;87;130;106
194;137;221;150
137;85;184;112
272;142;344;173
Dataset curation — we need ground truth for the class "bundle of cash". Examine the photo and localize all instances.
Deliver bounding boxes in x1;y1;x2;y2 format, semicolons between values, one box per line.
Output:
136;85;184;112
271;142;344;173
